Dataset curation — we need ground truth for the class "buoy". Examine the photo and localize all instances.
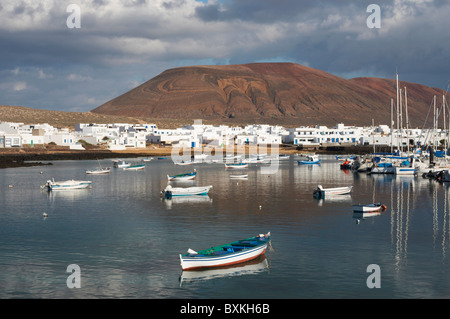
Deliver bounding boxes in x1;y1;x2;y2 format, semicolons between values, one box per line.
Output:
43;212;48;218
8;185;13;188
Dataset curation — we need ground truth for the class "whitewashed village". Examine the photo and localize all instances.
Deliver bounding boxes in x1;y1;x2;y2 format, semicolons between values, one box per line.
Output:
0;120;447;151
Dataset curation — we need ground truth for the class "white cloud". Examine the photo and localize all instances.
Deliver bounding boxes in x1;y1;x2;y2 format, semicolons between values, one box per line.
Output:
67;73;92;81
13;81;27;91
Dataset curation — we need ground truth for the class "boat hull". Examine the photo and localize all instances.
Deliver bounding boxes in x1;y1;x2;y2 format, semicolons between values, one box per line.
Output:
123;165;145;171
225;164;248;169
298;160;321;165
314;185;352;198
167;172;197;181
44;180;92;191
180;233;271;270
163;185;212;198
352;203;385;212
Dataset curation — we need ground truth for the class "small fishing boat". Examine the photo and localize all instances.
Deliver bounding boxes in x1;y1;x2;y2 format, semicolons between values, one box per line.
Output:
352;202;387;212
298;155;321;165
123;164;145;171
224;163;248;169
229;174;248;178
114;161;130;168
278;154;290;160
175;160;195;166
41;179;92;191
158;157;167;160
161;185;212;198
86;167;110;175
167;171;197;181
142;157;153;162
180;232;271;270
313;185;353;198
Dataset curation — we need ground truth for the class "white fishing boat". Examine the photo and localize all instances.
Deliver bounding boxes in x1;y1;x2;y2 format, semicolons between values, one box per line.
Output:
123;164;145;171
179;232;271;270
161;185;212;198
142;157;153;162
352;202;387;212
41;179;92;191
86;167;110;175
229;174;248;179
175;160;195;166
313;185;352;198
114;161;130;168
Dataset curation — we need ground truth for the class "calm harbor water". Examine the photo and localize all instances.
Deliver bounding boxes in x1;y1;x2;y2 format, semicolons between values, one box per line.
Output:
0;155;449;299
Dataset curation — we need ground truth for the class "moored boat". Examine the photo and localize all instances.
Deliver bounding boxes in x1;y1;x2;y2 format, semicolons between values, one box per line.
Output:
298;155;321;165
41;179;92;191
352;202;387;212
161;185;212;198
180;232;271;270
114;161;130;168
229;174;248;178
225;163;248;169
123;164;145;170
167;171;197;181
313;185;352;198
86;167;110;174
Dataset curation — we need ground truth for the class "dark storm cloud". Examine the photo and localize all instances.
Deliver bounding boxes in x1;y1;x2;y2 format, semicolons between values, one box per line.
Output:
0;0;448;112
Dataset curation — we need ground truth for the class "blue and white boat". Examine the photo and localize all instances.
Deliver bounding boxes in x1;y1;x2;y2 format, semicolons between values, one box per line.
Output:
225;163;248;169
180;232;271;270
161;185;212;198
167;171;197;181
298;155;321;165
42;178;92;191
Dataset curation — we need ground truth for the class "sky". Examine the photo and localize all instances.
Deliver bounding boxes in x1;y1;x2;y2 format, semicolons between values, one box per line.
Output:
0;0;449;112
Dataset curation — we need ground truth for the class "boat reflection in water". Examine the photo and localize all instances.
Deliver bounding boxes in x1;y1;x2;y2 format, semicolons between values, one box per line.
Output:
353;211;381;223
179;255;269;287
163;195;212;209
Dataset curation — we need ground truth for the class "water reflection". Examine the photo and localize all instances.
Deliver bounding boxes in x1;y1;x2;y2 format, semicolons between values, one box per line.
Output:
179;255;269;287
163;195;213;209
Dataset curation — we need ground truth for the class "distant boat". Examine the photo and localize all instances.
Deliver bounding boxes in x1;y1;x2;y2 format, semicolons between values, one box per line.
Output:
298;155;321;165
123;164;145;171
86;167;110;175
179;232;271;270
175;161;195;166
114;161;130;168
41;179;92;191
158;157;167;160
142;157;153;162
229;174;248;178
278;154;290;160
313;185;352;198
225;163;248;169
352;202;387;213
86;160;110;174
167;171;197;181
161;185;212;198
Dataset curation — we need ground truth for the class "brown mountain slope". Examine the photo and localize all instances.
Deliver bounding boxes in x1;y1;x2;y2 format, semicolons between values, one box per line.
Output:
92;63;446;127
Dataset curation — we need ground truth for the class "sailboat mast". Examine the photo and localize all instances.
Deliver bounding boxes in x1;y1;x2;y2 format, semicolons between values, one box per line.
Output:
400;88;403;153
396;73;400;152
391;98;394;154
405;87;409;154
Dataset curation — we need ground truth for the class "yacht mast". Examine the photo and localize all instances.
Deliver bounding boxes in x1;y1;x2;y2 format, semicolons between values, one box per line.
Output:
396;73;400;152
405;87;409;155
391;98;394;154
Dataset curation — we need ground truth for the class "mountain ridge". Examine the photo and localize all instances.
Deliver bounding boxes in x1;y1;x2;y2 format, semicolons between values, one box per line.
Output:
92;62;446;127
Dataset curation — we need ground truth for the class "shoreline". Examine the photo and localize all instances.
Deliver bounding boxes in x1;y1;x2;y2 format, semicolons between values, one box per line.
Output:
0;144;381;169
